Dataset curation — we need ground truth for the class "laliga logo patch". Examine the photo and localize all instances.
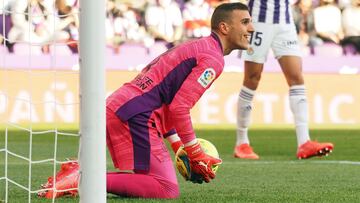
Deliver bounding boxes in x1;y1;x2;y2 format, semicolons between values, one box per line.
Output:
198;68;216;88
247;47;254;55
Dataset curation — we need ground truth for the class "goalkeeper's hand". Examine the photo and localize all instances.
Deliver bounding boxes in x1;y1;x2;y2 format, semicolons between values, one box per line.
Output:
184;141;222;183
170;140;183;154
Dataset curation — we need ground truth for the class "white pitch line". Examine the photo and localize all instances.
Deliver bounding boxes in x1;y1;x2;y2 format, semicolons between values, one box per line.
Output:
312;160;360;165
223;160;360;165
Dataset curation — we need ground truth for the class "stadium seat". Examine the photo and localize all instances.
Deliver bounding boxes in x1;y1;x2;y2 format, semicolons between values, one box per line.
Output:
50;44;73;56
313;43;343;57
0;45;6;65
13;43;43;55
343;44;357;55
106;45;116;55
118;43;148;57
149;41;167;57
0;45;8;54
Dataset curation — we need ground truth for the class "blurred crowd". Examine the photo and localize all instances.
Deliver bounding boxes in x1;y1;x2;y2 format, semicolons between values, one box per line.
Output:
293;0;360;55
0;0;79;53
0;0;359;55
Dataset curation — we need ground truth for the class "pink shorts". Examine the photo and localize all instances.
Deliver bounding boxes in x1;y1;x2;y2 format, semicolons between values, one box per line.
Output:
106;108;170;172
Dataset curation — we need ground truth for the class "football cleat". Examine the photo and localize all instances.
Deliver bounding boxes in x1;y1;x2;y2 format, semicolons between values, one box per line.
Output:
38;160;79;199
234;143;259;160
297;140;334;159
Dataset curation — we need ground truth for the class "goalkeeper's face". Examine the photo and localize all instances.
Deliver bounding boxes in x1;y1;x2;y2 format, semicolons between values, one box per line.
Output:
227;10;254;51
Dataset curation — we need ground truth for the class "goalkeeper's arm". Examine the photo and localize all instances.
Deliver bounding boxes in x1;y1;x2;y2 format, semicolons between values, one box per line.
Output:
163;130;183;154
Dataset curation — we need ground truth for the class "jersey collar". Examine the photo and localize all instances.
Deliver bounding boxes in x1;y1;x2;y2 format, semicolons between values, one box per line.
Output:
210;31;223;54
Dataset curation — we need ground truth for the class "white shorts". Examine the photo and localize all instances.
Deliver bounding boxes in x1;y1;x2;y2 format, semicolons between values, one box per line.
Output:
242;23;302;63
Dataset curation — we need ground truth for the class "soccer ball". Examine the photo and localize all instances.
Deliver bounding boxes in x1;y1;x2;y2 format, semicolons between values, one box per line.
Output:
175;138;220;181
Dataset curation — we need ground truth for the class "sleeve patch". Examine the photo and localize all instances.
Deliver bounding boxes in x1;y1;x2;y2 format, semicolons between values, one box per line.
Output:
197;68;216;88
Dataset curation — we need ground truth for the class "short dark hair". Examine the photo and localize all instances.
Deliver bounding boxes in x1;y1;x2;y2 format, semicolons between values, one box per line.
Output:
211;2;249;30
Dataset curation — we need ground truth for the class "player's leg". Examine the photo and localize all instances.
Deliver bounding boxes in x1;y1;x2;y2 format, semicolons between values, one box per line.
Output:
273;24;334;159
106;110;179;198
278;56;334;159
278;55;310;146
234;61;262;159
272;24;309;146
234;23;274;159
106;153;179;199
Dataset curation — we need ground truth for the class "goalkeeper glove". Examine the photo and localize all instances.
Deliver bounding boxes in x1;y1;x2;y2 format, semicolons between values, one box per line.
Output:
184;141;222;183
170;140;183;154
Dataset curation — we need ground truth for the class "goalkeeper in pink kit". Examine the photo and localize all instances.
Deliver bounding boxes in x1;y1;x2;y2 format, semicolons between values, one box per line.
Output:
105;2;254;198
38;2;254;199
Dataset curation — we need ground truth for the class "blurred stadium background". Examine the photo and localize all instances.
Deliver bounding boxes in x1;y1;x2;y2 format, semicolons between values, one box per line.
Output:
1;0;359;202
1;0;359;126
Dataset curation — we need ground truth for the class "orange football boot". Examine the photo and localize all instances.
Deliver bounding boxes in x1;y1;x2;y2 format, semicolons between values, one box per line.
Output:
38;160;79;199
234;143;259;159
297;140;334;159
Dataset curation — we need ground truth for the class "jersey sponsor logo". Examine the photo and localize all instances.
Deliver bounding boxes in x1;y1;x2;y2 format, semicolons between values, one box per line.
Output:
134;74;153;90
198;68;216;88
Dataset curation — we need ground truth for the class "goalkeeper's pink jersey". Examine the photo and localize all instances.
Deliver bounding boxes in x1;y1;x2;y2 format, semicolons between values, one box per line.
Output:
107;32;224;144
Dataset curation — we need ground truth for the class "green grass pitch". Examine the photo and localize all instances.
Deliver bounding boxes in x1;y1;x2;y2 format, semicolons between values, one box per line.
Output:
0;126;359;202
